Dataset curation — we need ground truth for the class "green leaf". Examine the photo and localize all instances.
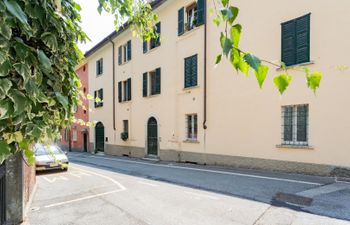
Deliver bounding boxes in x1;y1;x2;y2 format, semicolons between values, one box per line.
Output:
220;33;232;56
41;32;58;51
7;89;27;115
230;24;242;47
221;0;229;7
243;53;261;72
213;16;221;27
0;23;12;40
0;140;12;164
0;78;12;98
273;74;292;94
215;54;222;65
0;60;11;77
20;140;35;165
0;99;13;119
4;0;28;25
306;71;322;93
220;8;233;21
55;92;69;109
254;64;268;89
228;6;239;24
14;63;30;84
37;49;52;72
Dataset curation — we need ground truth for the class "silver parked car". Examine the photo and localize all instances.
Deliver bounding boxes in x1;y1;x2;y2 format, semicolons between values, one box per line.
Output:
34;144;69;171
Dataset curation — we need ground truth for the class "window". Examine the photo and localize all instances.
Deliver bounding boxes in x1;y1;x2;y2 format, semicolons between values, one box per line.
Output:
72;130;77;142
123;120;129;133
186;114;198;140
94;88;103;108
96;58;103;75
184;54;198;88
64;129;69;142
143;22;161;53
178;0;205;36
118;78;131;102
282;105;308;146
118;40;132;65
143;68;161;97
281;14;310;66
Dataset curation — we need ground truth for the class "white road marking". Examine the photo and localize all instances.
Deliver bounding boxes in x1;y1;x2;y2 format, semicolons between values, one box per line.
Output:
42;176;68;183
41;165;126;209
44;190;123;208
87;155;322;186
73;166;126;190
184;191;219;200
69;171;92;178
138;181;159;187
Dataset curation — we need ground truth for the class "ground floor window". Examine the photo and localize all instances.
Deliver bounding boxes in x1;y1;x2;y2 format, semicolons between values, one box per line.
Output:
72;130;77;142
186;114;198;141
282;104;308;146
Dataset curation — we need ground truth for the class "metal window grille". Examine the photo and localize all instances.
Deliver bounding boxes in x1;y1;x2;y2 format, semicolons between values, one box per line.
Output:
186;114;198;140
281;104;309;146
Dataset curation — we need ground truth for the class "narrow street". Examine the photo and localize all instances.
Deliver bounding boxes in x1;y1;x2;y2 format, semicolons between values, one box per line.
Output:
28;152;350;225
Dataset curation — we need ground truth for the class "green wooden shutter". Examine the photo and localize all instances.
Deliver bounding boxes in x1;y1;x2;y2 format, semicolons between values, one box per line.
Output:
184;57;191;88
100;58;103;74
127;40;132;61
94;91;97;107
281;20;296;66
127;78;132;101
143;72;148;97
155;68;161;94
100;89;104;107
295;14;310;64
178;8;184;36
143;40;148;53
191;55;198;86
118;81;122;102
156;22;161;46
197;0;205;25
118;46;122;65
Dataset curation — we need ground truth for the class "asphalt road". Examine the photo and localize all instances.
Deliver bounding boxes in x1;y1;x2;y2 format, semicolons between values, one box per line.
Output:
27;152;350;225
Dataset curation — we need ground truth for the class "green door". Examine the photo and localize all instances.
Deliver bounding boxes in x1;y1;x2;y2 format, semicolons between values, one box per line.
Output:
147;117;158;155
95;122;104;152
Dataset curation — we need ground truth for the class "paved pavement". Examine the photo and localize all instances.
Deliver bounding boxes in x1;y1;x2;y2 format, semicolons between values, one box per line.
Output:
27;152;350;225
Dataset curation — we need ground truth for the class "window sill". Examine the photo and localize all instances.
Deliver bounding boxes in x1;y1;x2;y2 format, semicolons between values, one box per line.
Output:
119;60;131;66
144;45;161;55
119;100;131;104
183;139;199;144
96;74;103;77
276;61;314;71
183;85;199;91
276;144;314;150
144;93;161;99
177;25;203;41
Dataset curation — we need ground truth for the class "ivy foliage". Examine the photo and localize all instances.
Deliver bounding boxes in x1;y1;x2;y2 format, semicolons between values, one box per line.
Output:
0;0;86;163
212;0;322;94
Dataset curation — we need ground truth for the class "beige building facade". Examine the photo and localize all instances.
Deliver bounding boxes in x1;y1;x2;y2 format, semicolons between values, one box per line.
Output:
85;0;350;176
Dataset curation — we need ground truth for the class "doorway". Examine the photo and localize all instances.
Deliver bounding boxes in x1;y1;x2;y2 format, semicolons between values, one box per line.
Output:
147;117;158;156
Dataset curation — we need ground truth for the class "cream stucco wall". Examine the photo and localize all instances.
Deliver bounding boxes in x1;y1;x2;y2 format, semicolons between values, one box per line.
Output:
87;0;350;168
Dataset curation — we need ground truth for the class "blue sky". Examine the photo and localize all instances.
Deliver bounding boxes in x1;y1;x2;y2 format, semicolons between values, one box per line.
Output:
76;0;116;53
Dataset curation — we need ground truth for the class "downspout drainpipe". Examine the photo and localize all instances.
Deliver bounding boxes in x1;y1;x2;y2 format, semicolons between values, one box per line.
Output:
203;1;208;130
203;0;208;130
203;0;208;165
109;39;116;131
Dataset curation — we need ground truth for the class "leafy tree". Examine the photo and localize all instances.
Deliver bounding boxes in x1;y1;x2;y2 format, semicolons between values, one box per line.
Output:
0;0;322;163
0;0;86;163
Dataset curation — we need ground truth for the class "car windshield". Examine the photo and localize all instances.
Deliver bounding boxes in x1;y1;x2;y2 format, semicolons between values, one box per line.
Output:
34;145;63;156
